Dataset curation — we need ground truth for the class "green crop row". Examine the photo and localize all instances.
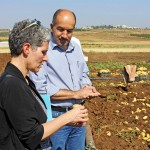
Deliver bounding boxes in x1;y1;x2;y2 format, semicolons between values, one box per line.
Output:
87;61;150;72
0;31;9;37
130;34;150;38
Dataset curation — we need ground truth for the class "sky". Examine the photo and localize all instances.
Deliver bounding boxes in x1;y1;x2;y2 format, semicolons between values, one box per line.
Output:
0;0;150;29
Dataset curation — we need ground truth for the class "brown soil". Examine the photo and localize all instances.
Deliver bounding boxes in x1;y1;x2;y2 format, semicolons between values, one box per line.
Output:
0;53;10;74
84;52;150;63
0;53;150;150
84;52;150;150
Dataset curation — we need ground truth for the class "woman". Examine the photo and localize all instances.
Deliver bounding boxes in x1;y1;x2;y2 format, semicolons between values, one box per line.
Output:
0;19;88;150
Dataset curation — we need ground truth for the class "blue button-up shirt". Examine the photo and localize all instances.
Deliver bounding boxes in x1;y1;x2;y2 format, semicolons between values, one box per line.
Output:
29;36;92;107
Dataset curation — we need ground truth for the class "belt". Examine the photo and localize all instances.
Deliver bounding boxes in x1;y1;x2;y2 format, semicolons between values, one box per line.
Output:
51;105;72;112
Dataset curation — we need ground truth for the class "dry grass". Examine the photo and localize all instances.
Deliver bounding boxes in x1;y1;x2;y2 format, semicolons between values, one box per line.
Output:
73;29;150;52
1;28;150;53
0;48;10;53
74;28;150;42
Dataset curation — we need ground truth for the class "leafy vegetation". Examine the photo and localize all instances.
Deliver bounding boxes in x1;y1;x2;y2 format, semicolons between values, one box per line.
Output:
0;31;9;37
0;30;9;42
87;62;150;72
116;129;138;142
130;34;150;39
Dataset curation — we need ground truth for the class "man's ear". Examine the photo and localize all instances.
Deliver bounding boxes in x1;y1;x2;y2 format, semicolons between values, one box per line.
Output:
22;43;31;56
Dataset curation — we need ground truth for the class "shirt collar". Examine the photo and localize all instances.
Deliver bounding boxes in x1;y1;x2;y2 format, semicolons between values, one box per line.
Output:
50;33;75;52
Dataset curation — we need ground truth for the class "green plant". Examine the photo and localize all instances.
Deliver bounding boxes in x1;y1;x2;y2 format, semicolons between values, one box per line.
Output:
107;93;117;101
87;62;150;72
130;34;150;39
0;31;9;37
116;129;138;142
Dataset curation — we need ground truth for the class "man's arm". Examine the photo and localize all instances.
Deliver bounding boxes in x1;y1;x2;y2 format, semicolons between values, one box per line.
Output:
51;86;100;100
72;37;92;86
81;62;93;86
72;37;99;97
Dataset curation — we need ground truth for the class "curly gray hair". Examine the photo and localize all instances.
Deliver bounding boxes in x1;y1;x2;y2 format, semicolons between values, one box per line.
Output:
9;19;50;56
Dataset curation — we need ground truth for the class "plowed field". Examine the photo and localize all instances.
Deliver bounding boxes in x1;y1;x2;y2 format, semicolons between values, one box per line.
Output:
0;52;150;150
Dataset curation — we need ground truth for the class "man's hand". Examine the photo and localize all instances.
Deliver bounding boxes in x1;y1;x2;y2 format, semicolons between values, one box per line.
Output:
51;85;100;100
75;85;100;99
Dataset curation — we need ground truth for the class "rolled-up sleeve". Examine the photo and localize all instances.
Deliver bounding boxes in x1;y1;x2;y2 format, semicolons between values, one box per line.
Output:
23;125;44;149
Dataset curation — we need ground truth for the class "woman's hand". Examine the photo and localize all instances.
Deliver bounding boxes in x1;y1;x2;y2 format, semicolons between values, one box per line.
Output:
66;105;88;126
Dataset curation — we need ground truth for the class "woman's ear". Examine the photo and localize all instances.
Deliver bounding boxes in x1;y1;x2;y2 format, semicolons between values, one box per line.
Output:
50;23;53;30
22;43;31;56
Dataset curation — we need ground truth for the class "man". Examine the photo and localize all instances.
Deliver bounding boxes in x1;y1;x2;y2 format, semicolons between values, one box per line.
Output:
29;9;100;150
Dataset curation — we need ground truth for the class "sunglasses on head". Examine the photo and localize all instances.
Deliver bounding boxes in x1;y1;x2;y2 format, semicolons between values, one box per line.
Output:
21;19;41;31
